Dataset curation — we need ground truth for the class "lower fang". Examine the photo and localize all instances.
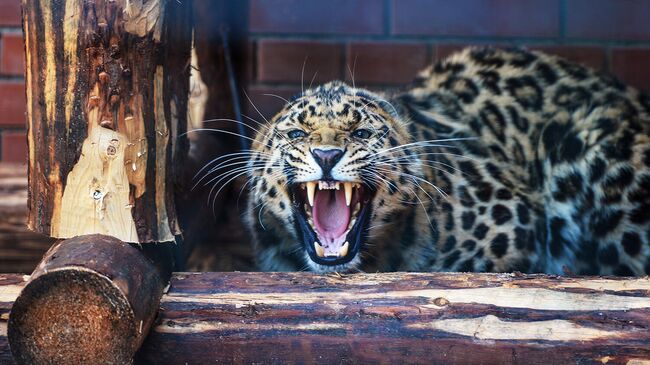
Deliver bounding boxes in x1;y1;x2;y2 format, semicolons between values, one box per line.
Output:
339;241;349;257
314;242;325;257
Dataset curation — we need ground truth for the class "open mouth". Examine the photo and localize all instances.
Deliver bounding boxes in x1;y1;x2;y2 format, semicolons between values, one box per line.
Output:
291;181;374;266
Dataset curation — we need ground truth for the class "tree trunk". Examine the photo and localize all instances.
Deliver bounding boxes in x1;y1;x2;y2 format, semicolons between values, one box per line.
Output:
7;235;172;365
137;272;650;365
23;0;191;243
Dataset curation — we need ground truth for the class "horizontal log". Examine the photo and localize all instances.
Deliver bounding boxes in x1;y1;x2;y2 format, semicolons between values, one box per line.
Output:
7;235;172;365
4;272;650;364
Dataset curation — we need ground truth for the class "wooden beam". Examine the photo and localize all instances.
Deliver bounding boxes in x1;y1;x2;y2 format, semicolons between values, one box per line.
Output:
22;0;191;243
4;271;650;364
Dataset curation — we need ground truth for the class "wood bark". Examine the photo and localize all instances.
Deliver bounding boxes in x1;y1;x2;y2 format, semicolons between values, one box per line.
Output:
136;272;650;365
7;235;172;365
4;271;650;364
3;271;650;364
0;164;53;273
22;0;191;243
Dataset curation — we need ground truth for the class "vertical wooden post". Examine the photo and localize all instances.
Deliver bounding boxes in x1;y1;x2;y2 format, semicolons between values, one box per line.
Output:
23;0;190;243
9;0;192;364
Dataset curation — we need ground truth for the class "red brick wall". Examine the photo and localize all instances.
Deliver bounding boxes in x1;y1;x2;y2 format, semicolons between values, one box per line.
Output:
245;0;650;119
2;1;650;162
0;1;26;163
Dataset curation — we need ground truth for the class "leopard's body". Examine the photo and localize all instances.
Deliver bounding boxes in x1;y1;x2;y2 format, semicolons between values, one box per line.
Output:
245;47;650;275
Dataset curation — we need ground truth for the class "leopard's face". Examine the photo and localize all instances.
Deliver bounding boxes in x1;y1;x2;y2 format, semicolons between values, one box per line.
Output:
250;82;419;272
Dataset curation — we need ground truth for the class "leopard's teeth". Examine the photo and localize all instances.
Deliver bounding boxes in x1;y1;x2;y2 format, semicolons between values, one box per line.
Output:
314;242;325;257
306;181;317;206
339;241;349;257
352;202;361;216
344;182;353;206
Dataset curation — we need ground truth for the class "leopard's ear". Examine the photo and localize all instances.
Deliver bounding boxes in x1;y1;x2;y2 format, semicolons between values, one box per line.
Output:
377;99;402;119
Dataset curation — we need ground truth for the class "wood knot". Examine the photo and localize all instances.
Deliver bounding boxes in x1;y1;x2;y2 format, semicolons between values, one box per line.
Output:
106;146;116;156
433;297;450;307
98;71;109;84
100;120;114;129
88;95;101;108
122;68;132;78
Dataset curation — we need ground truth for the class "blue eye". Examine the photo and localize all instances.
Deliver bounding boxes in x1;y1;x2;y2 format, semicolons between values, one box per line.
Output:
352;128;372;139
287;129;307;139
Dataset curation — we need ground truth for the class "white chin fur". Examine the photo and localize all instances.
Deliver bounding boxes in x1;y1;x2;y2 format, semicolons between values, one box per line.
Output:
304;252;362;273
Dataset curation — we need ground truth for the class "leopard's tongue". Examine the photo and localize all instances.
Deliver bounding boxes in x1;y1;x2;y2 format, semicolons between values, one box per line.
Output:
312;189;350;241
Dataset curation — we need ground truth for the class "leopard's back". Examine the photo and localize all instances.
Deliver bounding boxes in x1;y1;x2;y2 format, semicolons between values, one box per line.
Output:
396;47;650;275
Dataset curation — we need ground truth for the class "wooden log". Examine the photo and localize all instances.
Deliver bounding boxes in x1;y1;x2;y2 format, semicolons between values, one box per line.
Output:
22;0;191;243
0;164;54;273
135;272;650;365
3;271;650;364
7;235;171;365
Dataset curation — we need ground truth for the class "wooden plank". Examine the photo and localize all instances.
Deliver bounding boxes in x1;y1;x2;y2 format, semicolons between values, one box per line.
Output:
0;274;27;365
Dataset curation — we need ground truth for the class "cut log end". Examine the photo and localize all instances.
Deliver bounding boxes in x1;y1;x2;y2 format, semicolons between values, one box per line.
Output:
7;235;167;365
8;269;136;365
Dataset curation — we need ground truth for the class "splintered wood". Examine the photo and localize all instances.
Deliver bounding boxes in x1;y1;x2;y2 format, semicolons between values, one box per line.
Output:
23;0;190;243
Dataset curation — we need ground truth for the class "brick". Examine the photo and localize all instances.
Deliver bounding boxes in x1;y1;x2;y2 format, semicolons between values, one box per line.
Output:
531;46;606;71
1;33;25;75
245;85;300;121
0;2;21;26
346;42;429;85
0;81;26;127
250;0;384;35
435;44;476;61
1;130;27;163
611;48;650;91
257;40;343;83
392;0;559;37
567;0;650;41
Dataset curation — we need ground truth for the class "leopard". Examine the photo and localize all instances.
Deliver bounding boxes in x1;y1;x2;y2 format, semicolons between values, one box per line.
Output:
243;46;650;275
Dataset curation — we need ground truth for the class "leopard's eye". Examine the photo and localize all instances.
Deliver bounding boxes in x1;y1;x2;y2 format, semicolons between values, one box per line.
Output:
287;129;308;139
352;128;372;139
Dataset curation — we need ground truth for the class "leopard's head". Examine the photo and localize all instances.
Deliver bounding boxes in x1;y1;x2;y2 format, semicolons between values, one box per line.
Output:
249;81;421;272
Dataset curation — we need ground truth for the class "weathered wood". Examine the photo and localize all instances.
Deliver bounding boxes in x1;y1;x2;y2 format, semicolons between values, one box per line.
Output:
22;0;191;243
135;272;650;365
0;274;25;365
0;164;54;273
3;271;650;364
7;235;171;365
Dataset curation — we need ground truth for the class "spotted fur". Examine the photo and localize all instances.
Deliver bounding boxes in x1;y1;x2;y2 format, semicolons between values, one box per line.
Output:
246;47;650;275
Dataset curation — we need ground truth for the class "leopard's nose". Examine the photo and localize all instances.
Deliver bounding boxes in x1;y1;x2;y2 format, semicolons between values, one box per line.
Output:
311;148;344;176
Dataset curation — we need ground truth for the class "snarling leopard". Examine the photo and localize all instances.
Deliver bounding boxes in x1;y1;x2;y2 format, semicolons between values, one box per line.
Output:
244;47;650;275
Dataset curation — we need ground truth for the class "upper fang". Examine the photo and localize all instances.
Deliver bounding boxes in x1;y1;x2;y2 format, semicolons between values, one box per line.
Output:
306;181;316;206
344;182;353;206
